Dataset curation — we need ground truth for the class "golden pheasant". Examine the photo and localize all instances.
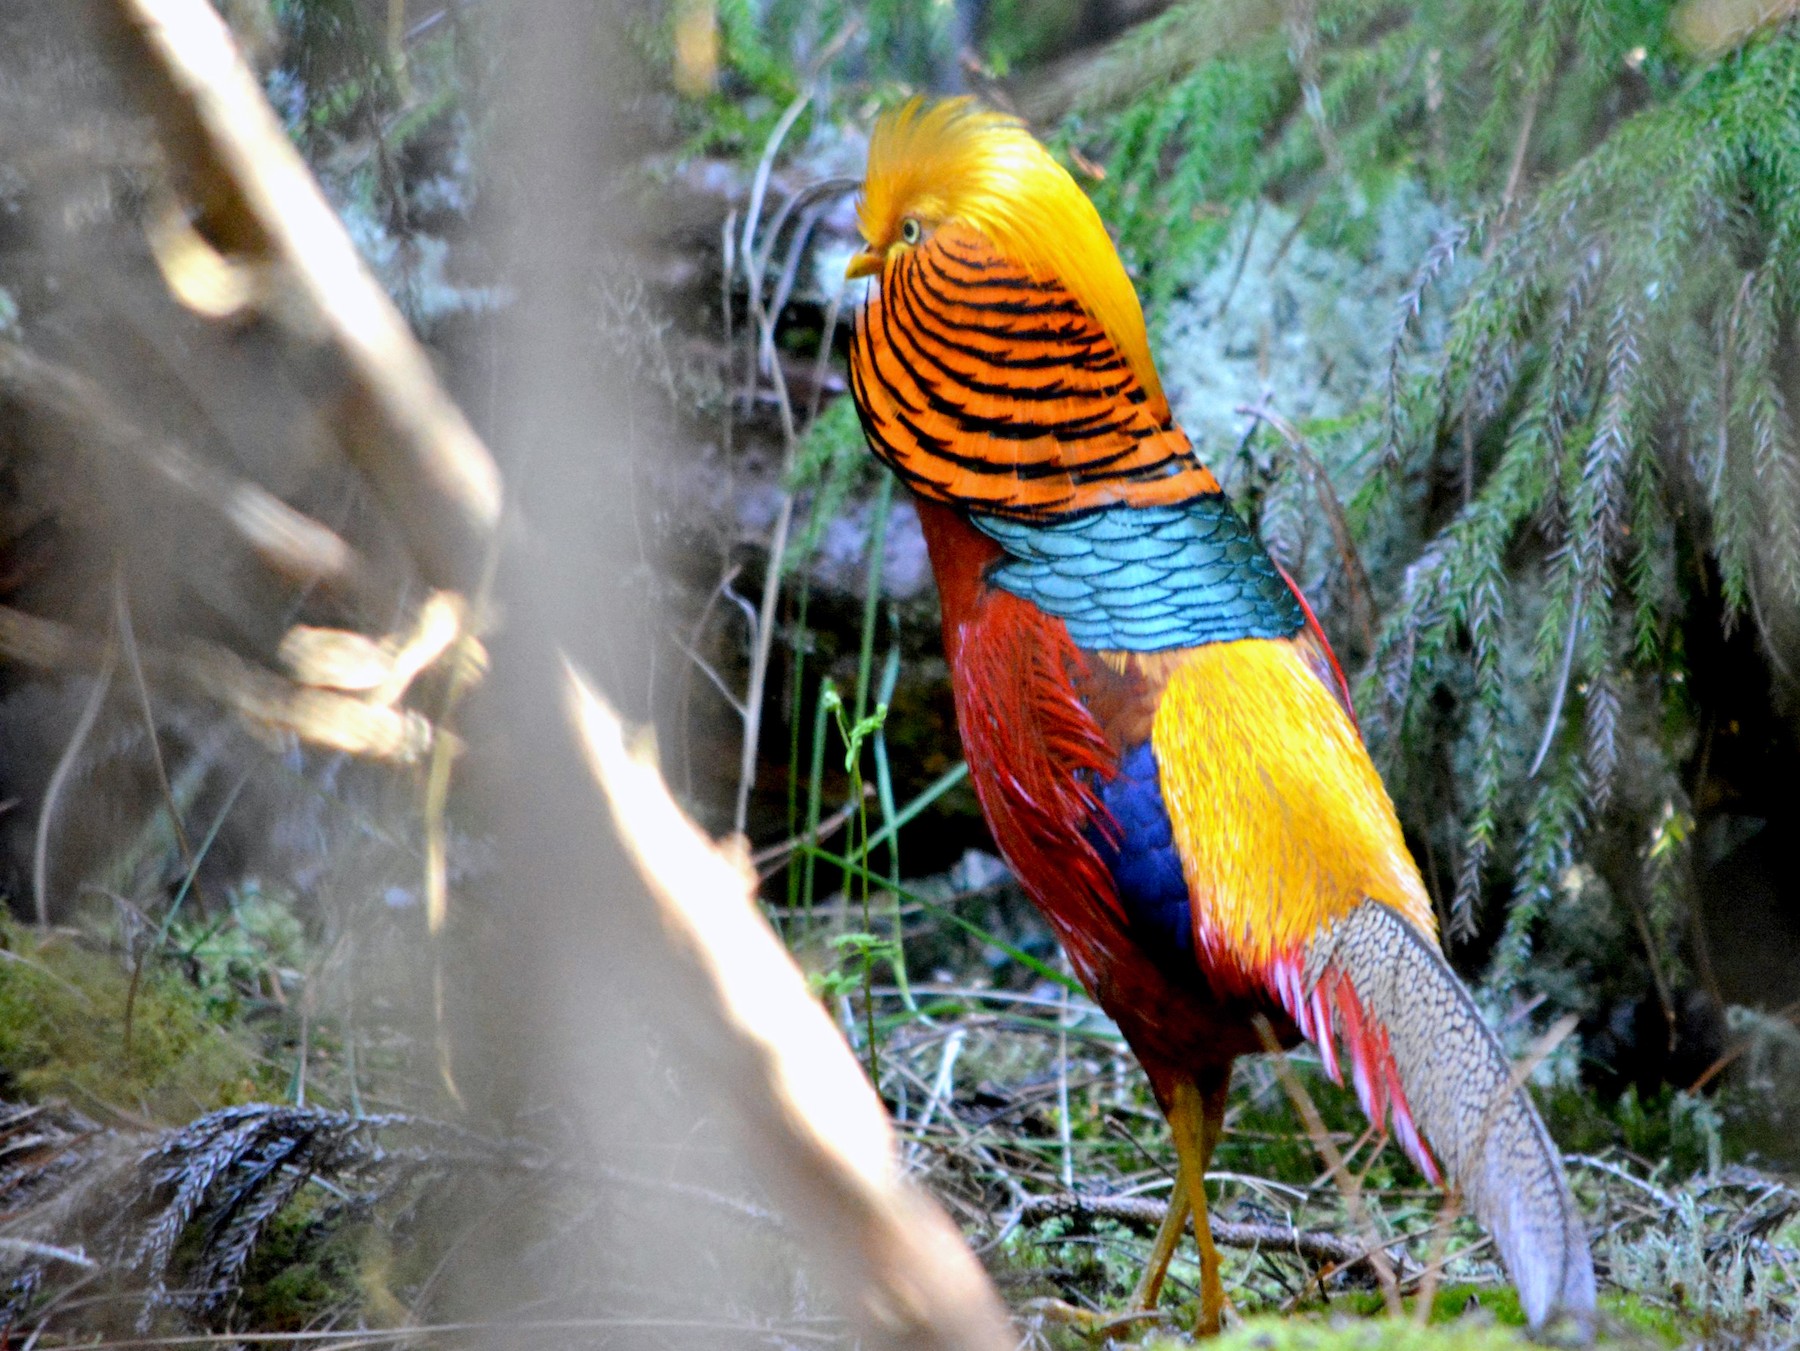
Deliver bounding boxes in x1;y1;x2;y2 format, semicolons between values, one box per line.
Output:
842;97;1596;1335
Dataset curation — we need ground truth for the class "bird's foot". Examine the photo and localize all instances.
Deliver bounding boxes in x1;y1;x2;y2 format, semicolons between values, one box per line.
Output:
1021;1297;1171;1340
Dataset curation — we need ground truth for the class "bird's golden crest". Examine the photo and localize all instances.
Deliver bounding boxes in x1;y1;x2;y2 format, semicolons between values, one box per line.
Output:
851;96;1163;404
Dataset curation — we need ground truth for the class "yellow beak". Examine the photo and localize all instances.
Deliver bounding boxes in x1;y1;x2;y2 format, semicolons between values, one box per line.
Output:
845;249;884;280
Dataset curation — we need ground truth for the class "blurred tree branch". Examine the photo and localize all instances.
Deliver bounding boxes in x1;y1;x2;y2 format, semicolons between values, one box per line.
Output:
0;339;366;595
0;600;436;762
100;0;501;593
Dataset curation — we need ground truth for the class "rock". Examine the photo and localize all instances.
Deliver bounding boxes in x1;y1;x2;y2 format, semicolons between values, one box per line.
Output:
1155;180;1463;486
808;494;933;601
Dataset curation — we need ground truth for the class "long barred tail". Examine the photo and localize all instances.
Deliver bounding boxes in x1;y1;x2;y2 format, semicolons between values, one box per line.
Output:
1297;901;1597;1333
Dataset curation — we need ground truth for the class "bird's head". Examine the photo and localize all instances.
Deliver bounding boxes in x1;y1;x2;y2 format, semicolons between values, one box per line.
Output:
846;96;1161;403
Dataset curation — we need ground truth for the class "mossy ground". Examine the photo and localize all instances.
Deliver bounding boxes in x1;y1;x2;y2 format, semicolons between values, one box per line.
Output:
0;918;284;1121
1016;1289;1697;1349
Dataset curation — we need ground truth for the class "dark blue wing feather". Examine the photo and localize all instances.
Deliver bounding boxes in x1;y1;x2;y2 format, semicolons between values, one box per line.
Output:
1087;741;1194;971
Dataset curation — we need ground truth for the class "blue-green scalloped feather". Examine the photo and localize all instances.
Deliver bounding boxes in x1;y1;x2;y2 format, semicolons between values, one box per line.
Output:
973;497;1303;651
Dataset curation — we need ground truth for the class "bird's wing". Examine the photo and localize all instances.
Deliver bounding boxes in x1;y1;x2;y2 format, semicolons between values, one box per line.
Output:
848;222;1220;519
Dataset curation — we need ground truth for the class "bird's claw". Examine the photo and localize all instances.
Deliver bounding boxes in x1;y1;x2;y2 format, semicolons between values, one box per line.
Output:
1021;1297;1172;1340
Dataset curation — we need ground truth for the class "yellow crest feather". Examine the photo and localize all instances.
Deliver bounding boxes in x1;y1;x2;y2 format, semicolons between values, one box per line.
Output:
857;96;1164;404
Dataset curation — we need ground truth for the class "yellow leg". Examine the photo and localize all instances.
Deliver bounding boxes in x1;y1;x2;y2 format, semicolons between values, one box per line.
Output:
1170;1075;1232;1336
1127;1164;1190;1310
1025;1167;1190;1335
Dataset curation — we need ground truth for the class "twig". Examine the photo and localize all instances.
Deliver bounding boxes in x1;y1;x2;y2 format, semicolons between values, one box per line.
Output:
807;283;848;430
114;581;201;895
1412;1180;1462;1324
1236;401;1376;653
905;1027;967;1171
33;642;117;927
730;93;812;836
0;1237;97;1269
1214;199;1265;321
1286;0;1343;179
386;0;410;97
1056;972;1074;1191
674;635;751;719
676;562;745;795
1497;88;1540;229
740;95;813;296
1687;998;1800;1094
1529;577;1584;777
1566;1153;1677;1212
1015;1194;1417;1278
720;210;738;463
752;786;873;871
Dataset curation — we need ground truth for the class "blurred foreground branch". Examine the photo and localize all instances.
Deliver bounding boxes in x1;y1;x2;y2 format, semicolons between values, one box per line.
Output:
0;340;366;595
568;668;1014;1350
0;600;436;762
101;0;502;592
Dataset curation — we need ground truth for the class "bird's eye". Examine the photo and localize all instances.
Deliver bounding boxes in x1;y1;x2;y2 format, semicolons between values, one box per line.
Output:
899;217;922;245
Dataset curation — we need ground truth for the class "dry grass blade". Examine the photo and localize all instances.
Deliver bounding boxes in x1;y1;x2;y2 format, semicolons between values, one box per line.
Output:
1253;1015;1405;1316
33;643;116;927
1410;1181;1463;1323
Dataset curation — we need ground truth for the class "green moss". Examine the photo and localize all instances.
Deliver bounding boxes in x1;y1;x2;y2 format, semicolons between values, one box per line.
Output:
1144;1291;1687;1348
1160;1314;1532;1351
1598;1292;1684;1346
232;1187;383;1329
0;919;281;1121
1333;1286;1525;1328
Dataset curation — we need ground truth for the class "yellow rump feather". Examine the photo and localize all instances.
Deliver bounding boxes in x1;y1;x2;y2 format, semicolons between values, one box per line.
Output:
1149;639;1437;967
855;96;1164;406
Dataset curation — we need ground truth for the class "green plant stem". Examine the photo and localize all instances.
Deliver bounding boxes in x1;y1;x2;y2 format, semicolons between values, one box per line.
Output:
858;761;969;859
800;680;832;922
800;844;1082;994
852;475;894;725
869;644;919;1016
784;575;813;914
